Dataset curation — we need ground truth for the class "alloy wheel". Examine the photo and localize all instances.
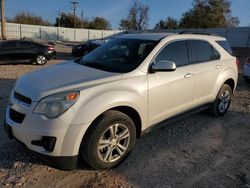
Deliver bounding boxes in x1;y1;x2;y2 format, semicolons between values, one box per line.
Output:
218;89;231;113
97;123;130;163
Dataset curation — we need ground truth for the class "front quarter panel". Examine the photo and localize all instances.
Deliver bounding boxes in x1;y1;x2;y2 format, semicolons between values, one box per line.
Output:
70;75;148;130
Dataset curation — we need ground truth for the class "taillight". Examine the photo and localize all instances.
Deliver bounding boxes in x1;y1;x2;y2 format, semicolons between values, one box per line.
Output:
48;46;55;51
246;57;250;65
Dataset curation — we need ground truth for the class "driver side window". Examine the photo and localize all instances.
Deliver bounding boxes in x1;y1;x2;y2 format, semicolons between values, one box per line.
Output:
155;41;189;67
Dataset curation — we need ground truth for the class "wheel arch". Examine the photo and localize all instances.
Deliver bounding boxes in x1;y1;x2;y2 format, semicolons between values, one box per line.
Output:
82;105;142;142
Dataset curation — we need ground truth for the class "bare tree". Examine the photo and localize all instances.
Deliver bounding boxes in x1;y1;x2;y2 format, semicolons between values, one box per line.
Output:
119;0;149;30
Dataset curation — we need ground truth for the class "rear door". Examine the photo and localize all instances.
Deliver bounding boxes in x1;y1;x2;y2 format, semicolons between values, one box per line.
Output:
0;41;18;63
16;41;37;62
189;40;221;107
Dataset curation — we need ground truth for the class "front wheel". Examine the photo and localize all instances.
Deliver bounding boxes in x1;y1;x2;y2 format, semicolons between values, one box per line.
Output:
80;110;136;170
210;84;232;116
36;54;47;65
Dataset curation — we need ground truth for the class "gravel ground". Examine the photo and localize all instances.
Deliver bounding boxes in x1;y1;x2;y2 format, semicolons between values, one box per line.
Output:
0;45;250;188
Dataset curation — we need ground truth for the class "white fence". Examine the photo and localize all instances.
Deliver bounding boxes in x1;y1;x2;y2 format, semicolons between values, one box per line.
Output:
1;23;250;47
0;23;123;42
162;27;250;48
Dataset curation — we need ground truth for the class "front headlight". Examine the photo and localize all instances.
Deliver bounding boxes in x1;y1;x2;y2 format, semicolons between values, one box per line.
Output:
34;91;80;118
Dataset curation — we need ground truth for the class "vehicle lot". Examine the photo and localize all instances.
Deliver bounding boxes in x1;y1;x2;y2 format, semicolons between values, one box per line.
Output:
0;44;250;187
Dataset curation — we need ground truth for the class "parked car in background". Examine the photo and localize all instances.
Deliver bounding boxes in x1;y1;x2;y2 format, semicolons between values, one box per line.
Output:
0;39;56;65
243;57;250;83
72;33;124;57
72;39;104;57
4;33;238;170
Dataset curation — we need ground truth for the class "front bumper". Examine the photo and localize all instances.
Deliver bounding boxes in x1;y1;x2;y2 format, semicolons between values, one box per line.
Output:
3;120;78;170
4;91;91;170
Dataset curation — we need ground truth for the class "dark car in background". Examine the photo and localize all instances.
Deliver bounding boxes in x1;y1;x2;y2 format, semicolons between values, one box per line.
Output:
72;39;104;57
72;33;124;57
0;39;56;65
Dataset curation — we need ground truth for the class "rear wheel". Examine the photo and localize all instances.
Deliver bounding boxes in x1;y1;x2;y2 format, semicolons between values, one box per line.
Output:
80;110;136;170
36;54;47;65
210;84;232;116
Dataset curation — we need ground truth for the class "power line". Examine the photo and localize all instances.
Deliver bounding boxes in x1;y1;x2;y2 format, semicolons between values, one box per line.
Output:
70;0;79;28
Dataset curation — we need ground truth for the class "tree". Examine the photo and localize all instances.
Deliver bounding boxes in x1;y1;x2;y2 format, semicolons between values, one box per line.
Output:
88;17;111;30
179;0;239;28
55;12;111;30
155;17;178;30
55;12;87;28
119;0;149;30
9;12;50;26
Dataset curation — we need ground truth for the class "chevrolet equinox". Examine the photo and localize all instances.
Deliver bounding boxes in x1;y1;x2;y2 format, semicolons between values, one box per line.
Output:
4;33;238;170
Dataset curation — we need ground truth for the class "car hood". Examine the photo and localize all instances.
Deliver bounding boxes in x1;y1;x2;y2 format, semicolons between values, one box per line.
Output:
14;61;122;101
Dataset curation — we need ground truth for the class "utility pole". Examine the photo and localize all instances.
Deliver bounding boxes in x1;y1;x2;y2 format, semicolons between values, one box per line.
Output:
1;0;6;40
81;10;83;28
58;11;61;27
70;1;79;28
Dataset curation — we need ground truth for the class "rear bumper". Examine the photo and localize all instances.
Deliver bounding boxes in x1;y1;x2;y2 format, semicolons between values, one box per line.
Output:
47;51;56;60
3;120;78;170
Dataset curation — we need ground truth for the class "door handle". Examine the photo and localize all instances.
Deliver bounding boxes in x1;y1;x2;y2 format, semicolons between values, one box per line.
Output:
216;65;221;69
184;73;193;78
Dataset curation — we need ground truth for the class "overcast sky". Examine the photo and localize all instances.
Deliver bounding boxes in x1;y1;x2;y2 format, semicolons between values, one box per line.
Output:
5;0;250;29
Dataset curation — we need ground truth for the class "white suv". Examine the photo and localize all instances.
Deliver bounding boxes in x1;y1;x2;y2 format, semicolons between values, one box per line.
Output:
4;33;238;170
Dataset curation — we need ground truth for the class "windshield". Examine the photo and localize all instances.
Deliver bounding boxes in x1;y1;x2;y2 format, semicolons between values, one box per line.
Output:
78;38;158;73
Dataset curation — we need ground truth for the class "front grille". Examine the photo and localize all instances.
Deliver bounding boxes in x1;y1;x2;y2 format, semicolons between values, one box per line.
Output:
9;108;25;124
14;92;32;105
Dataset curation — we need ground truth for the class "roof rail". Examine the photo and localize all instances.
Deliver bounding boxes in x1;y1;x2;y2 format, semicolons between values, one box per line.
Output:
179;31;211;35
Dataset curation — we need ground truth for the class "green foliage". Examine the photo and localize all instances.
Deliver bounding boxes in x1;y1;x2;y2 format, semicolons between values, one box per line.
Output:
154;17;178;30
119;0;149;30
88;17;111;30
55;12;111;30
9;12;51;26
179;0;239;28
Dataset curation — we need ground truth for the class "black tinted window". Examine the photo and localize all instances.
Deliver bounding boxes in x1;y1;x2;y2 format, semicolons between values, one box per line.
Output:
189;40;214;63
217;40;233;55
212;47;220;60
1;41;17;49
19;41;32;48
155;41;188;67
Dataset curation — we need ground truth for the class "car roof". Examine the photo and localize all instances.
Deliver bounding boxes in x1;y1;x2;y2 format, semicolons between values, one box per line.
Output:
119;33;175;41
118;32;225;41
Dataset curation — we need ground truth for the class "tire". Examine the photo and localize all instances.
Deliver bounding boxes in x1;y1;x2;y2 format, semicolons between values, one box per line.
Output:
80;110;136;170
210;84;232;116
36;54;47;65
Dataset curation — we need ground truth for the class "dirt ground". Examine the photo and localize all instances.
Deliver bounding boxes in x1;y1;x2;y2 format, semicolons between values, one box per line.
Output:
0;44;250;188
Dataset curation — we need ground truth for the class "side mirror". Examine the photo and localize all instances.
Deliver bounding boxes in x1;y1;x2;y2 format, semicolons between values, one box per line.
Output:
150;60;176;73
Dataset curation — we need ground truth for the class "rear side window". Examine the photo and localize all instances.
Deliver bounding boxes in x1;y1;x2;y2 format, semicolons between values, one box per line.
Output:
216;40;233;55
155;41;188;67
1;41;17;49
189;40;219;63
19;41;33;48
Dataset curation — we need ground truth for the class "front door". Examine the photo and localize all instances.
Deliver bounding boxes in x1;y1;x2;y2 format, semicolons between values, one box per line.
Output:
148;40;195;126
